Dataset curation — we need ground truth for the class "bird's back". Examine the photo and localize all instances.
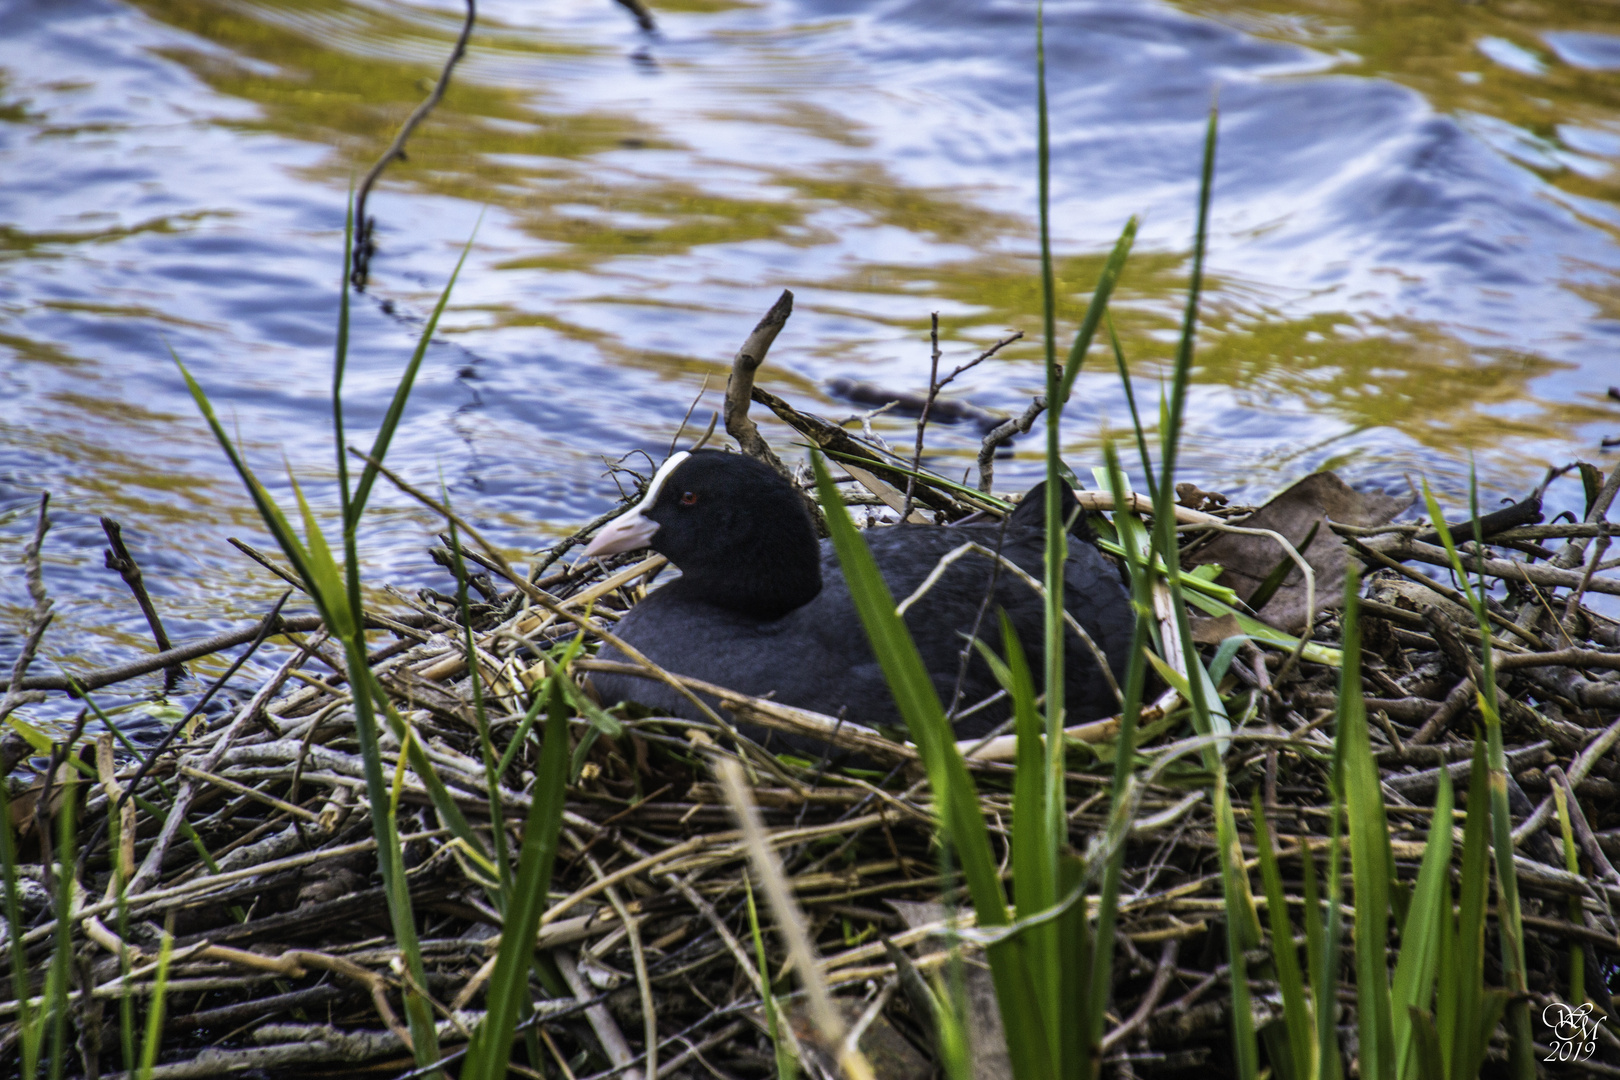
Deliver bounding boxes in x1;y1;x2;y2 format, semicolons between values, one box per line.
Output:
591;514;1131;746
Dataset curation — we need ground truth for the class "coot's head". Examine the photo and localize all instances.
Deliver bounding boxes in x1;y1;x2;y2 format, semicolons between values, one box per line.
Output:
582;449;822;617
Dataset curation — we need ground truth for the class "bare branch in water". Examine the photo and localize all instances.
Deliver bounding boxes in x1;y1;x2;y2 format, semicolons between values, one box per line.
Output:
723;289;794;478
351;0;477;290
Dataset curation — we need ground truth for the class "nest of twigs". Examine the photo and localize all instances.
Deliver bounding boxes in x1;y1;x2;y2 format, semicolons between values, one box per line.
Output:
3;384;1620;1080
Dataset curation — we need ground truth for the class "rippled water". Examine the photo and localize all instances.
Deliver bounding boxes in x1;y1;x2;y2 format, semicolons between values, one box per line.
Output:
2;0;1619;717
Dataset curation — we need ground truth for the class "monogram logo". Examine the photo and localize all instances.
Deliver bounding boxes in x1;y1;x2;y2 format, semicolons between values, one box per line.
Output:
1542;1002;1607;1063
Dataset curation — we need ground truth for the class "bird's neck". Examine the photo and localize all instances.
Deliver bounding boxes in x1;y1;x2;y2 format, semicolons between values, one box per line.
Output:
670;537;822;618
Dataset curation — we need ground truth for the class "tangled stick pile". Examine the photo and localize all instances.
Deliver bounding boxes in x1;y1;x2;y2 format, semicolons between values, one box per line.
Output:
3;371;1620;1079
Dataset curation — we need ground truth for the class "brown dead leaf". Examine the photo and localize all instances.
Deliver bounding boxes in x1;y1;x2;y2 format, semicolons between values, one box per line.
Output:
1190;614;1244;644
1192;471;1409;634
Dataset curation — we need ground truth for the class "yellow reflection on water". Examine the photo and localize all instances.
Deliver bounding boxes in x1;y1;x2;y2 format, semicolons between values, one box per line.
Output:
117;0;1620;477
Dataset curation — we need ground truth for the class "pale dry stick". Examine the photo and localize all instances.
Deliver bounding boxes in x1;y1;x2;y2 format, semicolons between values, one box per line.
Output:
1552;464;1620;570
978;395;1046;493
1100;939;1180;1052
177;766;322;823
1497;649;1620;671
893;539;1122;707
123;598;304;893
899;313;942;521
903;323;1024;517
1340;528;1547;649
1565;529;1613;623
717;758;876;1080
42;899;412;1046
557;950;645;1080
95;735;136;895
1376;535;1620;596
20;829;449;949
842;461;928;523
451;907;642;1011
1;493;53;721
1547;765;1620;885
539;812;894;928
1514;712;1620;843
351;448;803;788
15;611;340;694
4;975;283;1021
840;977;897;1063
351;0;476;288
847;400;899;451
97;1015;496;1080
590;855;659;1080
576;1019;749;1080
723;290;795;478
667;373;712;459
1072;488;1222;526
116;587;294;812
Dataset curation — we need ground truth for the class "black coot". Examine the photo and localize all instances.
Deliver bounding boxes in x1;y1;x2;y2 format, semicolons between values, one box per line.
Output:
582;449;1132;742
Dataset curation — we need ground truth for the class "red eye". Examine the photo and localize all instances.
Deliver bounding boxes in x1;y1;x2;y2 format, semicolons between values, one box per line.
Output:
681;491;698;506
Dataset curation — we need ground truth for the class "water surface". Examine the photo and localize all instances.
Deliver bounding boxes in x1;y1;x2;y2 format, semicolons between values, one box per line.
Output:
2;0;1619;723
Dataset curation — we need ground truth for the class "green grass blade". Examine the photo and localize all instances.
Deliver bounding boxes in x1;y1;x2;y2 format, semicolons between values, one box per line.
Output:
1298;822;1343;1080
172;354;335;628
1390;767;1454;1080
1408;1007;1446;1080
46;760;77;1080
1160;105;1217;492
1084;445;1160;1071
134;926;173;1080
286;465;356;636
1552;783;1587;1005
1336;570;1396;1080
812;452;1006;923
1316;814;1347;1080
0;784;41;1077
746;876;798;1080
813;452;1063;1077
1419;481;1532;1077
1057;853;1091;1080
1104;315;1157;502
349;220;480;527
1447;739;1491;1080
1214;777;1260;1080
1253;792;1313;1080
461;676;572;1080
1058;219;1140;407
445;512;511;896
334;181;355;536
996;616;1059;1060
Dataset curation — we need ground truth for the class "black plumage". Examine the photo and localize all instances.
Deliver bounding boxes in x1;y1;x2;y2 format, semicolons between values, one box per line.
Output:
583;450;1132;743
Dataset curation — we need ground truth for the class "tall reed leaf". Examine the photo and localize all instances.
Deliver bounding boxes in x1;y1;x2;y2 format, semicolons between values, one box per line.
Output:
461;677;572;1080
746;876;798;1080
1335;568;1395;1080
1389;767;1454;1079
44;760;77;1080
1087;446;1160;1069
0;785;40;1078
135;927;174;1080
811;452;1066;1078
978;617;1059;1064
1253;792;1312;1080
1450;740;1507;1080
1419;479;1532;1076
347;226;479;527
